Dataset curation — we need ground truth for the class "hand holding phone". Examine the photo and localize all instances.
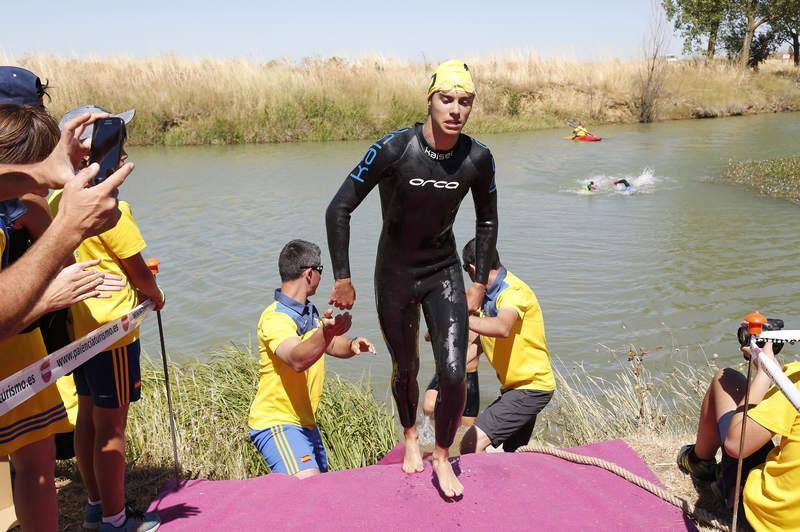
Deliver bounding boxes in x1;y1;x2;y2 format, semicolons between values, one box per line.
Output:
89;117;126;186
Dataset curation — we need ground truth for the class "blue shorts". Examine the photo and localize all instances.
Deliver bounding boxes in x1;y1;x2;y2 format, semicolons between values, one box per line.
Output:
74;340;141;409
249;424;328;475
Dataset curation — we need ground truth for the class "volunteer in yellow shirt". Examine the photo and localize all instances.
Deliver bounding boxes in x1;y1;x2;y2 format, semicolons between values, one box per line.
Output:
743;360;800;530
459;239;555;454
52;103;164;532
678;338;799;531
247;239;375;478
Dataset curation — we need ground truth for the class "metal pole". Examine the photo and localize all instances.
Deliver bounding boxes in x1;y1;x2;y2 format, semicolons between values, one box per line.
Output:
156;308;181;479
730;338;756;532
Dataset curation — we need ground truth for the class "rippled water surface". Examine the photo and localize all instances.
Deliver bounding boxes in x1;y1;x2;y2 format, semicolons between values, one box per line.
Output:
126;113;800;403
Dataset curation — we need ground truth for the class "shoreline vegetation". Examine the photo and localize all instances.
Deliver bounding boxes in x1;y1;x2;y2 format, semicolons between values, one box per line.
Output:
8;53;800;146
53;345;734;530
723;155;800;203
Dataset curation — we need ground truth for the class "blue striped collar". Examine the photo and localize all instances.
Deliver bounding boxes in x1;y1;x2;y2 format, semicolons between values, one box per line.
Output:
273;289;313;316
485;267;508;301
274;289;319;335
481;267;508;317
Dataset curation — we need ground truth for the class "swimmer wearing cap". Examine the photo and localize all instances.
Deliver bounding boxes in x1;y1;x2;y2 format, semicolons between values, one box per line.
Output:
326;60;498;497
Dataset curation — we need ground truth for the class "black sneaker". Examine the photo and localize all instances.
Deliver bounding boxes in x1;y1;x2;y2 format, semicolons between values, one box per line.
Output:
677;444;718;488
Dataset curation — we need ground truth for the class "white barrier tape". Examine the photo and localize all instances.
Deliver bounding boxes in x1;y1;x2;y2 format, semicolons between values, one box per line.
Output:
758;330;800;343
751;345;800;413
0;300;153;417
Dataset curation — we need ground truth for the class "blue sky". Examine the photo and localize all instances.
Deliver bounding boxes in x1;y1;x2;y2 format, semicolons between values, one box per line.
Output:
3;1;681;61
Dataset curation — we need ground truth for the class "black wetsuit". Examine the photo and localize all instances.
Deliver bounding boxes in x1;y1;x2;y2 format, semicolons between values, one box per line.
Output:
326;123;498;448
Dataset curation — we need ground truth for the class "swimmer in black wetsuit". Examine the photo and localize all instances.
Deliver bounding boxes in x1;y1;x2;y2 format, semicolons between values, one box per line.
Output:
326;60;498;497
614;178;633;192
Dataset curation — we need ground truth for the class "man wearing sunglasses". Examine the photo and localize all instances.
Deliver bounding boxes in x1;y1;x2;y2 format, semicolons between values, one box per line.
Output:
247;240;376;478
457;239;555;456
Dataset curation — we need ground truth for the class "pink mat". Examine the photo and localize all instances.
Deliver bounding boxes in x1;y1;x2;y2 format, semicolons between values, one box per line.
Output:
148;439;695;531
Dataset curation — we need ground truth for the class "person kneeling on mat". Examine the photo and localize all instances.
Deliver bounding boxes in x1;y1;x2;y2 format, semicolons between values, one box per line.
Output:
423;337;481;426
677;336;800;530
247;240;376;478
459;239;555;454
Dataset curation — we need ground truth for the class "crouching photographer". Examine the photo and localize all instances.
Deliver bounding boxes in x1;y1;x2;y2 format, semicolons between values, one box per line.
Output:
677;317;799;531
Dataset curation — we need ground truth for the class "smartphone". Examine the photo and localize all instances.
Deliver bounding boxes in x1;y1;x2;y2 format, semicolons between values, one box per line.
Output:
89;117;126;186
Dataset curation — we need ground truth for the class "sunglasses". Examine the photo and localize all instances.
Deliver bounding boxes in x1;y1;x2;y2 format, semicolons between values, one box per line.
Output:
303;264;324;274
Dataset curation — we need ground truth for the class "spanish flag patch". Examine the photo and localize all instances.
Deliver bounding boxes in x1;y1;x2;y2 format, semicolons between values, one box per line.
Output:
301;455;312;463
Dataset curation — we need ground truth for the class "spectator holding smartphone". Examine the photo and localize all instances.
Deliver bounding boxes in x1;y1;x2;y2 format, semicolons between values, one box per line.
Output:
0;73;132;340
51;105;163;532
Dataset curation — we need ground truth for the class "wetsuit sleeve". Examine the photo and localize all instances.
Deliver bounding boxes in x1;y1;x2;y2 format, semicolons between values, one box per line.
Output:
471;148;498;285
326;134;403;279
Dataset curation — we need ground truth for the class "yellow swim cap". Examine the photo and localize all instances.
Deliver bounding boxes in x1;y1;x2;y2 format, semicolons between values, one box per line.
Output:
427;60;475;99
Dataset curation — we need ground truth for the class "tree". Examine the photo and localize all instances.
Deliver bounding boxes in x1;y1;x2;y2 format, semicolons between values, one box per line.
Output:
729;0;771;68
722;13;778;68
771;0;800;66
662;0;731;58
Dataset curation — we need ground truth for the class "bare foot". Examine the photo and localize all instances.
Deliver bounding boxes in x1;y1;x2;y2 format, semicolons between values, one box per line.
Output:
402;427;424;474
432;447;463;498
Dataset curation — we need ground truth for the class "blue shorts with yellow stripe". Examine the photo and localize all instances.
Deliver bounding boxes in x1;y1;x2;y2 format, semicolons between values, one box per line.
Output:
249;424;328;475
74;340;142;408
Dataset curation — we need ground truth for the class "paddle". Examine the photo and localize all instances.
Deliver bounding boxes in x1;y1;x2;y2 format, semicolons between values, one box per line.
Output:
565;119;593;138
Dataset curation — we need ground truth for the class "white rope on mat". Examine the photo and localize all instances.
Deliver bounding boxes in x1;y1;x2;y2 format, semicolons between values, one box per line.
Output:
516;443;729;531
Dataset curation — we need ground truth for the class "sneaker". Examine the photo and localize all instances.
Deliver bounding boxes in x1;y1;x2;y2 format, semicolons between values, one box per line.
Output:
100;506;160;532
677;444;718;487
83;502;102;530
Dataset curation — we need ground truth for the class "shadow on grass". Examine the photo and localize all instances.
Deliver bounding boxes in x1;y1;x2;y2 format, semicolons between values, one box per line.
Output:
56;459;193;531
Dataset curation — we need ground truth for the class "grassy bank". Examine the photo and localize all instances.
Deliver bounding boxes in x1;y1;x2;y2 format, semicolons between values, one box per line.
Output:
7;53;800;146
723;155;800;203
51;344;736;529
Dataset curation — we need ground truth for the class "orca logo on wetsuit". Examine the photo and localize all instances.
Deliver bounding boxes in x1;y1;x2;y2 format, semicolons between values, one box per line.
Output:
408;178;460;189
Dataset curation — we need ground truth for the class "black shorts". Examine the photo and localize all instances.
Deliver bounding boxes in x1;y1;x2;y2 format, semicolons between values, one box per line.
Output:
426;371;480;417
476;388;553;452
74;340;142;408
716;410;775;508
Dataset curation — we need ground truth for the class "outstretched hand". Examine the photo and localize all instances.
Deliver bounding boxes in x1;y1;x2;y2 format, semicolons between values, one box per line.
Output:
43;260;126;312
329;278;356;310
351;337;377;356
321;308;352;340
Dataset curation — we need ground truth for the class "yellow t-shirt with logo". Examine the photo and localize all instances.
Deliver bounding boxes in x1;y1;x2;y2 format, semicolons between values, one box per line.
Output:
479;269;555;392
49;192;146;350
743;362;800;531
247;295;324;430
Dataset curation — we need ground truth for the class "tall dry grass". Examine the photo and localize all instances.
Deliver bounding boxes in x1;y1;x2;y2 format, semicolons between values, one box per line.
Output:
4;52;799;145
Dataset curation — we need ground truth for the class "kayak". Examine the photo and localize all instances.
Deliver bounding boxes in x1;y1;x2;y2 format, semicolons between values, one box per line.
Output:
565;135;602;142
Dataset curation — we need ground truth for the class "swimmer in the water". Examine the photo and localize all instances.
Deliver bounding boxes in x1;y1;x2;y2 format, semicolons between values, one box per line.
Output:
586;181;598;192
613;178;633;193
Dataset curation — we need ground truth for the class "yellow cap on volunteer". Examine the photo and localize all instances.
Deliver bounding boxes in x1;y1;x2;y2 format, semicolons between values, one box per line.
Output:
426;60;475;99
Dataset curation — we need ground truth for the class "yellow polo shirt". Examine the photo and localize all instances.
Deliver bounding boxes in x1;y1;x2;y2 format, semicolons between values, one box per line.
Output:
49;192;146;350
479;269;555;392
247;290;324;430
743;362;800;531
